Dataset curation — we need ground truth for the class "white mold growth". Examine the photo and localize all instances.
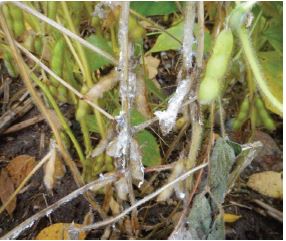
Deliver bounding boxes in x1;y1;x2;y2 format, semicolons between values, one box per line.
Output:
114;177;129;201
130;138;144;187
182;2;196;70
93;2;120;19
155;80;190;135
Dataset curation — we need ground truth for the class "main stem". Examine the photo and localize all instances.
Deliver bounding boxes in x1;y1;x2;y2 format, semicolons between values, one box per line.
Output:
118;1;138;233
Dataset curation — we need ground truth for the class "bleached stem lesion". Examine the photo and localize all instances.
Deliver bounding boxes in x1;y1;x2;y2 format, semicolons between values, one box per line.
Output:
154;2;196;136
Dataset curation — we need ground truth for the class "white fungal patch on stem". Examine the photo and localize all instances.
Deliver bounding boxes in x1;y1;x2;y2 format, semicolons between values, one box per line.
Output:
116;2;144;191
93;2;121;19
155;80;190;135
182;1;196;70
155;2;196;136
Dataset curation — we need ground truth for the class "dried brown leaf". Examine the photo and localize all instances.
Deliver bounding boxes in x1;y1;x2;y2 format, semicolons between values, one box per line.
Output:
0;169;16;215
144;56;160;79
6;155;36;186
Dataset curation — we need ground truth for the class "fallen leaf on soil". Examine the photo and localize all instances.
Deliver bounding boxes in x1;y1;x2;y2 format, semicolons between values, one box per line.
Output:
6;155;36;186
144;56;160;79
247;171;283;199
35;223;86;240
224;213;241;223
0;169;16;215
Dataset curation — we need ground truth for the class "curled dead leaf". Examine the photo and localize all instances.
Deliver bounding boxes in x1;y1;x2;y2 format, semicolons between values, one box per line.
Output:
43;147;66;190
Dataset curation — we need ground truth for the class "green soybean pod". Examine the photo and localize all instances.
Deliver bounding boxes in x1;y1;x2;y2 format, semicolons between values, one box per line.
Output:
199;29;234;104
232;97;249;130
50;38;66;86
8;5;26;37
255;97;275;131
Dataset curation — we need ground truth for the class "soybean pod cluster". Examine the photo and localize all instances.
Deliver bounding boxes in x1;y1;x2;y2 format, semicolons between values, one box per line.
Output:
232;95;275;131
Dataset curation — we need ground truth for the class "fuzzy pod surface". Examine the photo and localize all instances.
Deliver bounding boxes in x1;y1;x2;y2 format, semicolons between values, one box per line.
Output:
199;29;234;104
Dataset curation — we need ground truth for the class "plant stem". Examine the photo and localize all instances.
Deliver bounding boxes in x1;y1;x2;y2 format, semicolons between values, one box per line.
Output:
61;2;106;141
30;72;85;162
238;27;282;116
79;118;92;155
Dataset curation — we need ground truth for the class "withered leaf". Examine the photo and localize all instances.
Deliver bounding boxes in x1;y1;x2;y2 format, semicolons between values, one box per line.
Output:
6;155;36;186
0;169;16;215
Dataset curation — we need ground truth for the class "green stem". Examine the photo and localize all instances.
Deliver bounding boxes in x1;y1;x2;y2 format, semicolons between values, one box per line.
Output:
238;27;283;116
29;72;85;162
79;118;92;155
61;2;106;138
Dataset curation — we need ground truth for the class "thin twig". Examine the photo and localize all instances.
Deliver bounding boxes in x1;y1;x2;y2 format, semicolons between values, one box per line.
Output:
0;174;118;240
12;1;118;65
253;199;283;223
3;114;44;134
0;96;33;134
73;163;208;233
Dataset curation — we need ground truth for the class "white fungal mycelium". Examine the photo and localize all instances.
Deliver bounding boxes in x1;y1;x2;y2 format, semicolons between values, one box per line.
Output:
154;80;190;135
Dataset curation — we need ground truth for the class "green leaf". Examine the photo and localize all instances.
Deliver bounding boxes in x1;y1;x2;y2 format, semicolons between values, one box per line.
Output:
130;1;177;16
145;78;167;101
226;140;242;156
258;51;283;116
263;24;283;54
149;22;212;54
149;22;184;53
207;214;225;240
130;110;161;167
208;138;236;204
188;193;212;240
85;34;114;71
